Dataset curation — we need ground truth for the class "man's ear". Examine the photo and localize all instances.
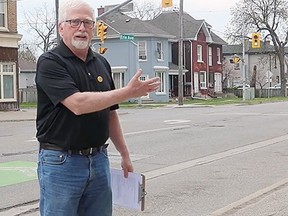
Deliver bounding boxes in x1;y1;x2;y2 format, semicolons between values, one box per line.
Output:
58;23;64;36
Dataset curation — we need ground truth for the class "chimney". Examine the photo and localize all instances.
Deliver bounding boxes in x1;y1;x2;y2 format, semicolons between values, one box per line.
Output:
98;7;105;16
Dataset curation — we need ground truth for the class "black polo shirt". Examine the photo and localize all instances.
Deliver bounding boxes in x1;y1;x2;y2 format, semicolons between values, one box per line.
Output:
35;40;119;150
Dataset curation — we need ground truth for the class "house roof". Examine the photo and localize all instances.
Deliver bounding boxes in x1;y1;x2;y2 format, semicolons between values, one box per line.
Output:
147;11;226;45
18;59;36;72
103;12;175;39
223;42;288;55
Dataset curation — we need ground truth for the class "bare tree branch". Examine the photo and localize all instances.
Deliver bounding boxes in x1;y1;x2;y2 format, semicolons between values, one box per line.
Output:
226;0;288;95
21;3;57;53
127;1;162;20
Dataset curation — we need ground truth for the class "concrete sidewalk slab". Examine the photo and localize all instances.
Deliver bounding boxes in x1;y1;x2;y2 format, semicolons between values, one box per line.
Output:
0;109;36;122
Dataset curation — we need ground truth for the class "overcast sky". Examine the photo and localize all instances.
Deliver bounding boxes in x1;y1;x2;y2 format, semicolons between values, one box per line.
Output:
17;0;237;42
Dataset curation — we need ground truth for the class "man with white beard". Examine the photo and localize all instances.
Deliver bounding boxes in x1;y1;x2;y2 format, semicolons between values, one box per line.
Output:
35;0;160;215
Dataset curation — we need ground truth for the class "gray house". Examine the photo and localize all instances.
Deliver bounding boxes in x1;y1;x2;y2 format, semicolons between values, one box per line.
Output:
18;59;36;89
92;11;176;103
223;41;288;89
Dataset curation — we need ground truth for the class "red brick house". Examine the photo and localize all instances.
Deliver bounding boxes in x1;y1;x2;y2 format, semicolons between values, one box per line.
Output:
149;11;226;98
0;0;22;110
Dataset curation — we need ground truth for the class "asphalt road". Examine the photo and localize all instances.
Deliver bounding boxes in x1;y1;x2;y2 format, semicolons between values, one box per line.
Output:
1;102;288;216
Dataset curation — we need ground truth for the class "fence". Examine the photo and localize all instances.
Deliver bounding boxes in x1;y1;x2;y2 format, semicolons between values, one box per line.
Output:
224;88;283;98
19;88;37;103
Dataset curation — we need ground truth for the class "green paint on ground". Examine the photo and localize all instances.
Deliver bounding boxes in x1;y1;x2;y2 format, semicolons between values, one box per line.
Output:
0;161;37;187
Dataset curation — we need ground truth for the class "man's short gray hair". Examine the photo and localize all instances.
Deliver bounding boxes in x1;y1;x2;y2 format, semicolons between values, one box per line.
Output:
59;0;95;23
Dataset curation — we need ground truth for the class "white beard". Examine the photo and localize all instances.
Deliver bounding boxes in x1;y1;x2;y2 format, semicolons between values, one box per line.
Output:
72;39;89;49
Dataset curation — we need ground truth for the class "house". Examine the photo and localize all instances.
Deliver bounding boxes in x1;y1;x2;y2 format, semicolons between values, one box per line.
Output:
148;11;227;98
222;41;288;89
0;0;22;110
92;10;176;103
18;59;36;89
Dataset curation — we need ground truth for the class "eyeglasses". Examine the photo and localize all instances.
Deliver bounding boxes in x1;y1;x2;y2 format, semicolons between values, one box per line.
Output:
65;19;95;29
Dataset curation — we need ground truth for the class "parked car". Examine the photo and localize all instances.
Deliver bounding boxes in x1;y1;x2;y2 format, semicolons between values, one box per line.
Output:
269;83;288;89
234;84;250;89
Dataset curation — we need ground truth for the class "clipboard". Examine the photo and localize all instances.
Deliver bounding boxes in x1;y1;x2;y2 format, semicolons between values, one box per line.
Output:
140;174;146;211
110;168;147;211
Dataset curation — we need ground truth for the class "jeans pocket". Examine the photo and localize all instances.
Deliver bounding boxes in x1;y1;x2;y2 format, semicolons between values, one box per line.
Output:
100;148;109;159
41;149;67;165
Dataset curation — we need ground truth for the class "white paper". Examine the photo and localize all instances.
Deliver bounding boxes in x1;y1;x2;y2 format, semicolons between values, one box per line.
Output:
110;168;143;210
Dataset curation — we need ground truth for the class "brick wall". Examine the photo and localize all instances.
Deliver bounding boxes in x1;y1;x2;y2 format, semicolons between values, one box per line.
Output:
0;47;18;62
7;0;17;32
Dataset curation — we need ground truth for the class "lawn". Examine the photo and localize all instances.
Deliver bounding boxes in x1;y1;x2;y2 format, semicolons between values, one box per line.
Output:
20;97;288;109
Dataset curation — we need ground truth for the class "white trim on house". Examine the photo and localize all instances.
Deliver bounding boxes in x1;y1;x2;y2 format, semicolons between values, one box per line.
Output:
111;66;128;73
0;33;22;48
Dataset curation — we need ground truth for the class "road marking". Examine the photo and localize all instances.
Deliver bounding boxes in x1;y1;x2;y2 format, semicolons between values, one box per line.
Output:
209;177;288;216
164;120;191;124
143;134;288;179
124;125;190;136
0;161;37;187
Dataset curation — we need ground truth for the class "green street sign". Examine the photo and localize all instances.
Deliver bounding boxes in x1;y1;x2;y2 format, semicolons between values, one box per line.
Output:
120;34;134;40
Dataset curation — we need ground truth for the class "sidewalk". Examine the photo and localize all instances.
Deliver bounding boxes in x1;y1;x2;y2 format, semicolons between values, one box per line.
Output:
0;109;36;122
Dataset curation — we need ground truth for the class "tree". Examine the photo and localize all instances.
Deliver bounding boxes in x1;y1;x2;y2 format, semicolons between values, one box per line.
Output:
18;44;37;62
222;60;239;88
20;3;57;54
127;1;162;20
227;0;288;96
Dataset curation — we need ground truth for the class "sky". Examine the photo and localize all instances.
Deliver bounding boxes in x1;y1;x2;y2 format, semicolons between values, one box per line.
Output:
17;0;238;43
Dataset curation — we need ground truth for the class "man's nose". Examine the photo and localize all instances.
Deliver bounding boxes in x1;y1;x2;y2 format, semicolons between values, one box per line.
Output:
78;21;86;30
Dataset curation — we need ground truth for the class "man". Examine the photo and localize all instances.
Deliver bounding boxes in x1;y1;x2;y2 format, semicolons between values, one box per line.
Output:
35;0;160;215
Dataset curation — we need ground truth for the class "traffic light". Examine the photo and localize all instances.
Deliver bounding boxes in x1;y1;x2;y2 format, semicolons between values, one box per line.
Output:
96;21;108;43
162;0;173;8
252;32;261;48
233;55;241;64
99;47;107;54
230;55;241;64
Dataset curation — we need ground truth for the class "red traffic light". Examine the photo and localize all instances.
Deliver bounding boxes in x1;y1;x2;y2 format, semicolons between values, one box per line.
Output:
252;32;261;48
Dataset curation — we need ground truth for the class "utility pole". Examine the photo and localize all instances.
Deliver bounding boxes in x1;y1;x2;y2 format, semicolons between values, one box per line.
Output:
178;0;184;105
242;34;246;101
55;0;60;44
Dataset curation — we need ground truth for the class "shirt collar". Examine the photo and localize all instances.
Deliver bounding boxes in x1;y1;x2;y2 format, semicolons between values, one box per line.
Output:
57;40;95;63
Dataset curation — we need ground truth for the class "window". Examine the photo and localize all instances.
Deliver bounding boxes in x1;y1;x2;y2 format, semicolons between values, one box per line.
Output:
208;47;212;66
0;2;5;27
155;71;166;93
111;66;127;89
200;71;207;89
156;42;163;61
217;47;221;64
0;63;16;100
138;41;147;61
197;45;203;62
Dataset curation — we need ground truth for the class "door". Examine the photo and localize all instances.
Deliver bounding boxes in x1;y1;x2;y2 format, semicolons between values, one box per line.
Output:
214;73;222;92
194;72;199;93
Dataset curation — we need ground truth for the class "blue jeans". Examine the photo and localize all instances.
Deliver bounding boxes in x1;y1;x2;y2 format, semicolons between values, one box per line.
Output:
37;148;112;216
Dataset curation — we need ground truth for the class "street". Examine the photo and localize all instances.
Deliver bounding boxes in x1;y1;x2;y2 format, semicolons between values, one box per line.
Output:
1;102;288;215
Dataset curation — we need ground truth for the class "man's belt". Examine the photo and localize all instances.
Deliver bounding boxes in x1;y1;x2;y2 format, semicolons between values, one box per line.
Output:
39;142;109;156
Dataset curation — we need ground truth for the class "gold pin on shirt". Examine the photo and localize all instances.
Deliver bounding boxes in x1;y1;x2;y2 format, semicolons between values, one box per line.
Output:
97;76;103;83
